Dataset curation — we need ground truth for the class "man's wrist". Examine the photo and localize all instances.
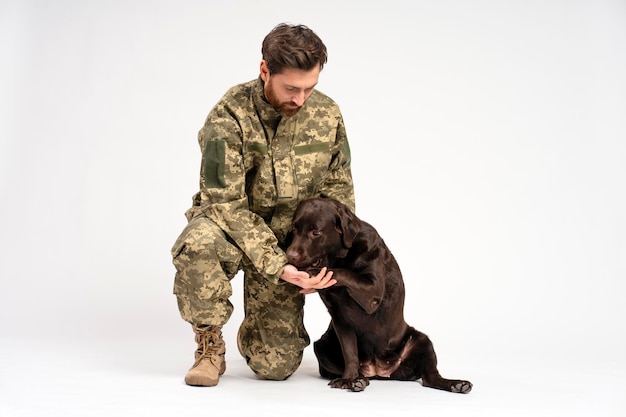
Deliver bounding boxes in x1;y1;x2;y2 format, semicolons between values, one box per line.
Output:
273;265;288;285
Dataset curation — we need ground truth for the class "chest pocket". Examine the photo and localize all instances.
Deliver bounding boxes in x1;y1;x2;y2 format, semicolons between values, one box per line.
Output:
293;142;333;196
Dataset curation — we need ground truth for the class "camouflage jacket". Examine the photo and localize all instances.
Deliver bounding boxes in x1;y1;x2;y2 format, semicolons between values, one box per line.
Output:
186;77;355;283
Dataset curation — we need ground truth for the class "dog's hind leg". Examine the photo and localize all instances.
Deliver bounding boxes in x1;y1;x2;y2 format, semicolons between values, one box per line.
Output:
421;369;473;394
398;328;473;394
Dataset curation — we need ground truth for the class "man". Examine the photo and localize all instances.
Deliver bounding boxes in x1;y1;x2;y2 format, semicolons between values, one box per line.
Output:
171;23;356;387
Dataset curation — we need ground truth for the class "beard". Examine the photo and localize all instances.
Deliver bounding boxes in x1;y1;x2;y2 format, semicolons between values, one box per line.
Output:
264;79;302;117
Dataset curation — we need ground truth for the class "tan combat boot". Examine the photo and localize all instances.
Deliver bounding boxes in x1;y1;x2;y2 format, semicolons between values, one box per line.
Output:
184;325;226;387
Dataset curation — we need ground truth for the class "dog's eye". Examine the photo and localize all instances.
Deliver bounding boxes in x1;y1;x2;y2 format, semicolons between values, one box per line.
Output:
310;230;322;237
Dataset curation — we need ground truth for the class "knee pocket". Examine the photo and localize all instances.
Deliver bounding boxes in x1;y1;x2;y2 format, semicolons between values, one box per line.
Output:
171;218;240;325
171;217;241;265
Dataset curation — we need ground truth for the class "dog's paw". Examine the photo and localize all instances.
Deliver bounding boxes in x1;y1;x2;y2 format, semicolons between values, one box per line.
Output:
451;380;473;394
328;377;370;392
350;377;370;392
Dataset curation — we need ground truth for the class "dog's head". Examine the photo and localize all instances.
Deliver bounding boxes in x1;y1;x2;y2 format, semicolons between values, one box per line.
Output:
286;197;360;272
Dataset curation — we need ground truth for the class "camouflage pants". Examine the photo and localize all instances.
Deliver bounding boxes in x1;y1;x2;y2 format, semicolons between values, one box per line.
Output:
171;215;310;380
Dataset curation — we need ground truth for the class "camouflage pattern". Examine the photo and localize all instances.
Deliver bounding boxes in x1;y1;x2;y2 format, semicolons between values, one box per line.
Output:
172;216;242;326
237;260;310;380
172;77;354;379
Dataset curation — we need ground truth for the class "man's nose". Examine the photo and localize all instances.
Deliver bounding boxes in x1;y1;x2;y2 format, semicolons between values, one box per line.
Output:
292;91;305;106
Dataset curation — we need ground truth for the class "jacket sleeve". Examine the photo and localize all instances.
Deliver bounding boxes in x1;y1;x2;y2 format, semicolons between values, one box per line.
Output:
319;114;356;213
197;102;287;284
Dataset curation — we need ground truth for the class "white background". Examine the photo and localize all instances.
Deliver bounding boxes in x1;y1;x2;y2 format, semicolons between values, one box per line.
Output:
1;0;625;416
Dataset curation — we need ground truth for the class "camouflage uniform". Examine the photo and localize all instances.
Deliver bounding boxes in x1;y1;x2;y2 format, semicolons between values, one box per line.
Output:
171;77;355;380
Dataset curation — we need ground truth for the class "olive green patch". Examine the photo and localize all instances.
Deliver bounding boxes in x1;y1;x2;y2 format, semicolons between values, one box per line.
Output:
341;139;351;167
294;142;330;155
203;140;226;188
246;142;268;155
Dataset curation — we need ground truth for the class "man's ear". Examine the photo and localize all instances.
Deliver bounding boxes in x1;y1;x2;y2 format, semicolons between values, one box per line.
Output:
260;60;269;83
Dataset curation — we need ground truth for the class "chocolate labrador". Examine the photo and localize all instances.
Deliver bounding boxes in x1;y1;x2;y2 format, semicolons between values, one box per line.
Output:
286;197;472;393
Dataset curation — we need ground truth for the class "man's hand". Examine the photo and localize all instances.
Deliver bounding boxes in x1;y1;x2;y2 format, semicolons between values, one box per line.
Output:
280;264;336;294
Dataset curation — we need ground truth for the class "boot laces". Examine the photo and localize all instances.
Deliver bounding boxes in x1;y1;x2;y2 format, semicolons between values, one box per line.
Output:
192;327;223;368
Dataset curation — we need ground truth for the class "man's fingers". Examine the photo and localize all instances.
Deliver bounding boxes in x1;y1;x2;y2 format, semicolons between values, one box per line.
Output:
323;278;337;288
318;267;329;278
319;270;334;285
312;271;336;289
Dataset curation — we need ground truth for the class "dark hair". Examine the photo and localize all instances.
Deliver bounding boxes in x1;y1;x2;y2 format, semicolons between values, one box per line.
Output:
262;23;328;74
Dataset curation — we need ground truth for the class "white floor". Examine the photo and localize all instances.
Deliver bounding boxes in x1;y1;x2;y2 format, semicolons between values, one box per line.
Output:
2;2;626;416
2;332;624;417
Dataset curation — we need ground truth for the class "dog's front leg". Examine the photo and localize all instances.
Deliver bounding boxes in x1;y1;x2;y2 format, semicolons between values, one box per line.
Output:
331;268;384;315
328;320;369;392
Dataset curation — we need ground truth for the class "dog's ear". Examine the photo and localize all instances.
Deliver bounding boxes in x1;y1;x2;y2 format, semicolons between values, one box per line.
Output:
335;203;360;248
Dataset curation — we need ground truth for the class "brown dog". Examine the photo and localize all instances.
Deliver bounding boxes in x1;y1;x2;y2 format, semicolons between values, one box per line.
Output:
286;197;472;393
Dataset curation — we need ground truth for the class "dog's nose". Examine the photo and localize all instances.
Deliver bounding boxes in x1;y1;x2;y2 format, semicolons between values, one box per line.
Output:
286;249;299;264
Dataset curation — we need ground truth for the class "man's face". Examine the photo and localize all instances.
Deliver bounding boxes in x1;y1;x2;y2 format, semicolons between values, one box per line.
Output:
261;61;320;117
